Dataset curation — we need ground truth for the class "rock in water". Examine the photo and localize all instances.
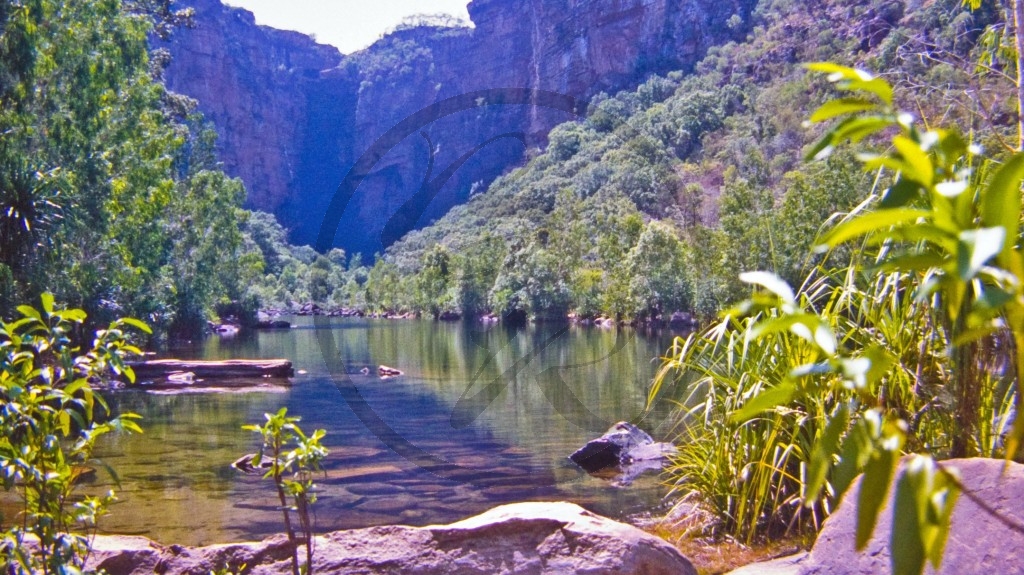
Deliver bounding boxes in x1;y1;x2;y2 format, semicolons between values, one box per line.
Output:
87;501;697;575
377;365;403;378
230;453;273;475
570;421;677;473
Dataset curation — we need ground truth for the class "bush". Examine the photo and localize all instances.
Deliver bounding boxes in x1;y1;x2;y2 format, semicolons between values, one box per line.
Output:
0;295;146;573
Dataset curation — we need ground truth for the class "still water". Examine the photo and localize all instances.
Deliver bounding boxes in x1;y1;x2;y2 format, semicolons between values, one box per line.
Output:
90;317;683;546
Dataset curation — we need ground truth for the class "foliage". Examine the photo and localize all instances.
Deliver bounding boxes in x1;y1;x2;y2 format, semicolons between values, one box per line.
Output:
243;408;328;575
364;0;987;323
652;63;1024;574
0;0;259;337
0;295;147;574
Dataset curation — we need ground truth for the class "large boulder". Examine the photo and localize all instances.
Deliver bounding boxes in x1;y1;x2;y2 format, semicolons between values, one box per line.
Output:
727;458;1024;575
569;422;677;473
87;501;696;575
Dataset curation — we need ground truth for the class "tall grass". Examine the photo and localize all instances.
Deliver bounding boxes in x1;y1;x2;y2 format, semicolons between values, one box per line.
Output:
650;264;1016;544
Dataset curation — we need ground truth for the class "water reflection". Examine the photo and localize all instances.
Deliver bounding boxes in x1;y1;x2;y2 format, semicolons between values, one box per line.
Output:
85;318;683;546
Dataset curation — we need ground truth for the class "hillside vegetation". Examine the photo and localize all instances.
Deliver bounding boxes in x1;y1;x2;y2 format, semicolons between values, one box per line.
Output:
304;0;1011;323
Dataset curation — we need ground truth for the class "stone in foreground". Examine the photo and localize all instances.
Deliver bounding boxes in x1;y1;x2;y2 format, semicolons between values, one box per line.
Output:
727;458;1024;575
88;501;696;575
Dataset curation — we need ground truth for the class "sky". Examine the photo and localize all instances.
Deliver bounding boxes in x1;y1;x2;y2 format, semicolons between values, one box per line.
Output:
224;0;473;54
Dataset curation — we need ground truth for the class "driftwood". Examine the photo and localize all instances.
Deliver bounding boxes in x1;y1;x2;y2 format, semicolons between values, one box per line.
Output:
127;359;294;379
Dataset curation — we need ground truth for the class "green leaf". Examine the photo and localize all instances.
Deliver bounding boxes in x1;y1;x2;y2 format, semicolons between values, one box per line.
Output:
40;292;54;315
809;98;879;123
856;447;897;550
872;252;947;274
806;116;893;161
927;470;960;569
54;309;87;323
116;317;152;334
805;403;851;505
957;227;1005;281
730;382;797;422
833;416;876;500
879;177;921;208
842;78;894;105
806;63;894;104
16;305;41;321
817;209;930;251
981;152;1024;265
891;464;927;575
739;271;796;305
892;136;933;188
806;62;869;80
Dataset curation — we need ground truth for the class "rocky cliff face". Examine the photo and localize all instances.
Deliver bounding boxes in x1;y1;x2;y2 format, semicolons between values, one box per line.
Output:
159;0;755;256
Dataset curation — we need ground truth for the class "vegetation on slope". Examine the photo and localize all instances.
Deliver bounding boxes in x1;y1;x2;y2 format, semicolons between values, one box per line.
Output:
343;0;1010;323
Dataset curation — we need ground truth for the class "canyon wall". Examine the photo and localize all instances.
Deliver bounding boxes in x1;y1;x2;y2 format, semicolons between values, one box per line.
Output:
159;0;756;256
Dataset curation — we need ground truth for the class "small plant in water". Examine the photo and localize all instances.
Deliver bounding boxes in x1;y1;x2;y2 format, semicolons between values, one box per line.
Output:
0;294;148;574
244;408;328;575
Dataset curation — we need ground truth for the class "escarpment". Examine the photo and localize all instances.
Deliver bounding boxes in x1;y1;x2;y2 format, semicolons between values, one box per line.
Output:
159;0;756;255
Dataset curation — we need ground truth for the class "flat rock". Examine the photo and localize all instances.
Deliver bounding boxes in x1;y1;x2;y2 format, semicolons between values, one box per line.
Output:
726;552;807;575
88;501;696;575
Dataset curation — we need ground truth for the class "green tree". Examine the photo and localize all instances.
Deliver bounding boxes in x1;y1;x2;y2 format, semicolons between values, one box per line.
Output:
626;221;691;318
414;245;453;318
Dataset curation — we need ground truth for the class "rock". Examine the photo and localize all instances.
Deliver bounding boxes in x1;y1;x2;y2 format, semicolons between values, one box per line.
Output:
297;303;323;316
728;458;1024;575
569;422;677;474
437;310;461;321
212;324;239;335
166;372;196;385
726;552;809;575
377;365;403;378
87;501;696;575
806;458;1024;575
230;453;273;475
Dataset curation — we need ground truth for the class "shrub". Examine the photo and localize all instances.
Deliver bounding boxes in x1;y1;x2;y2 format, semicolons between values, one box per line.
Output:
0;295;147;574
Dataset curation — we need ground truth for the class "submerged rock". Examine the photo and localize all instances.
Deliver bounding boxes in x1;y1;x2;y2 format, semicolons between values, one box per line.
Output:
569;421;677;475
230;453;273;475
87;501;697;575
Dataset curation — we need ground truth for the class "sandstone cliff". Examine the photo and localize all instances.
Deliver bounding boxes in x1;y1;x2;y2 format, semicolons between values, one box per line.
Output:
159;0;755;256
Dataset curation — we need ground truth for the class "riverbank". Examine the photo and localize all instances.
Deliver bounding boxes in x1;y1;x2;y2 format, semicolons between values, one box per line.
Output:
256;306;700;330
87;502;697;575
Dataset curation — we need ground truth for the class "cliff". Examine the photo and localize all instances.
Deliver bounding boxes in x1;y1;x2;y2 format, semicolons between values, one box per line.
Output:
159;0;756;256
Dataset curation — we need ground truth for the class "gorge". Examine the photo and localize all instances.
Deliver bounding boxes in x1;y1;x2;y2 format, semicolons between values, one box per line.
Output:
157;0;757;257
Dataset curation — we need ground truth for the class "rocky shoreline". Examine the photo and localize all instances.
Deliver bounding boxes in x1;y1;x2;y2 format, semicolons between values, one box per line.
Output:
87;502;696;575
255;305;699;330
81;458;1024;575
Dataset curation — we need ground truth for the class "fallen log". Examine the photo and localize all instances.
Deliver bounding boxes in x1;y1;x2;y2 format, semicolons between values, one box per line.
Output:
127;359;294;379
